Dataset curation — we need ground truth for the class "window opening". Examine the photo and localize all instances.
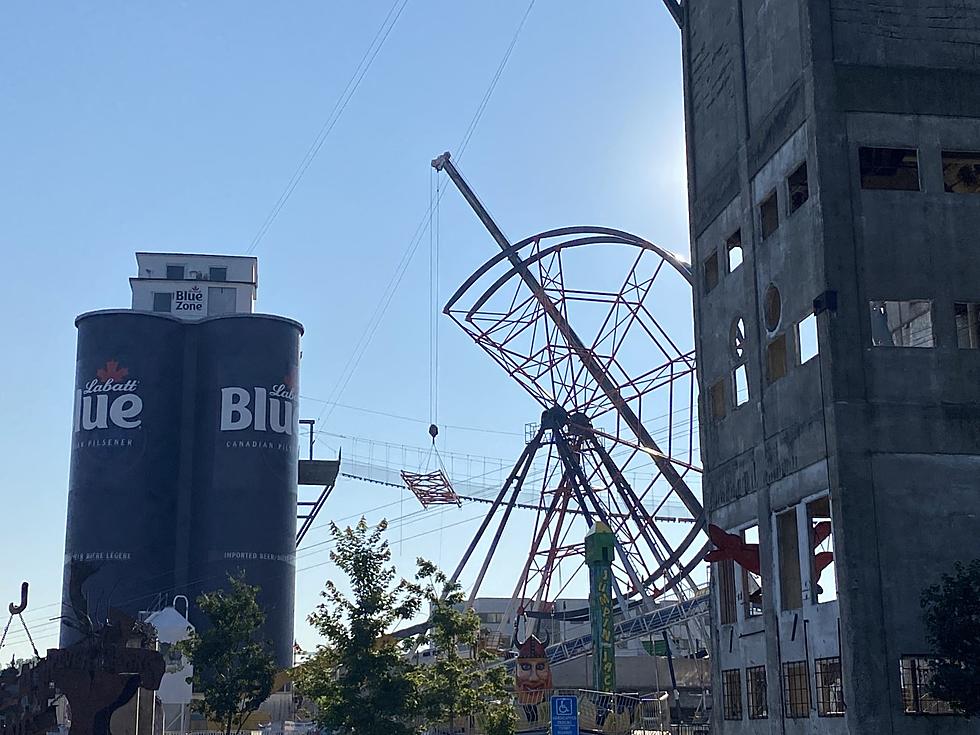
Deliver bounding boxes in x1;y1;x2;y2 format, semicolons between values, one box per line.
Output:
767;335;788;384
152;292;172;313
209;266;228;281
807;496;837;604
942;151;980;193
704;252;720;293
207;286;236;316
741;525;763;617
733;365;749;407
782;660;811;718
760;191;779;239
717;558;737;625
746;665;768;719
798;313;819;363
709;380;727;421
764;284;782;333
166;264;186;280
859;147;920;191
788;162;810;212
777;507;802;610
727;230;743;272
815;657;845;716
870;300;934;348
954;302;980;349
731;318;747;360
722;669;743;720
900;657;955;715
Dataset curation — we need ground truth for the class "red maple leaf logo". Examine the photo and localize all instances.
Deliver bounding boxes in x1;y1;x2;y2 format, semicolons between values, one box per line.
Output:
96;360;129;383
283;367;298;392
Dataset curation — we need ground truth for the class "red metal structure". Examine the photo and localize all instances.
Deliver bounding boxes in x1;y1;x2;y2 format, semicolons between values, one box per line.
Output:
433;153;709;624
400;468;462;508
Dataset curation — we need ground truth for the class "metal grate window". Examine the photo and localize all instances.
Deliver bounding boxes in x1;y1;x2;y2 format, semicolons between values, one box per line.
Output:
900;657;955;715
782;660;811;719
746;665;768;719
815;657;845;716
722;669;743;720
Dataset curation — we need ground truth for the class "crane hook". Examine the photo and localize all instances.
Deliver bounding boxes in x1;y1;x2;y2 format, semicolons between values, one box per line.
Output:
8;582;28;615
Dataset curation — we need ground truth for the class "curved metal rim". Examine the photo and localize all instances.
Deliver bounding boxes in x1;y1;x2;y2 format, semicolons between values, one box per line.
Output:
443;226;693;316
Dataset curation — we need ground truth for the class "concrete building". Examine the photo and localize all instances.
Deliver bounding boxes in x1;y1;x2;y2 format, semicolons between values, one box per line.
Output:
678;0;980;732
130;252;257;318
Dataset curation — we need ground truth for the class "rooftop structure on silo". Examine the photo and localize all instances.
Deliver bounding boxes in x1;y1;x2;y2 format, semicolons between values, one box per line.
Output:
130;252;257;319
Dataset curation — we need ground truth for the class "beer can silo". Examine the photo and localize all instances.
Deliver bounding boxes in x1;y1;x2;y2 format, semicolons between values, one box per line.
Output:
62;311;186;644
188;314;302;666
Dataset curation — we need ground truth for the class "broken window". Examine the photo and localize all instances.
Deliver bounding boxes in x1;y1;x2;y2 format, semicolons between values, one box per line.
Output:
746;665;768;719
782;661;811;718
732;318;746;360
798;312;819;363
760;191;779;239
722;669;743;720
942;151;980;193
733;364;749;407
709;379;727;421
815;657;845;716
788;162;810;213
859;146;920;191
764;284;782;333
704;252;720;293
727;229;743;272
807;496;837;604
954;302;980;349
900;657;955;715
741;525;763;617
777;507;802;610
766;335;788;384
870;300;934;348
717;558;737;625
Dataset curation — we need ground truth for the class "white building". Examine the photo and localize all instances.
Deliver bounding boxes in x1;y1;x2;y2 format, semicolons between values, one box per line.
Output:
130;252;257;320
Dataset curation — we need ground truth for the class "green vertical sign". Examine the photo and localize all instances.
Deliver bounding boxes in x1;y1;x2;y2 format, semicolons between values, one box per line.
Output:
585;521;616;693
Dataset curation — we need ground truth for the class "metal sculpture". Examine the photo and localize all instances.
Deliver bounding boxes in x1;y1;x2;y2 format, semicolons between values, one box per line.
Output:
432;152;708;632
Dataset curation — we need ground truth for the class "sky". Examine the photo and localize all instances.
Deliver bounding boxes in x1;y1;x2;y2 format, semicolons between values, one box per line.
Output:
0;1;693;661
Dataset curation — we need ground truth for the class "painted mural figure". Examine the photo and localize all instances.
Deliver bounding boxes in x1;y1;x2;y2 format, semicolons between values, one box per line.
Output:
514;633;552;723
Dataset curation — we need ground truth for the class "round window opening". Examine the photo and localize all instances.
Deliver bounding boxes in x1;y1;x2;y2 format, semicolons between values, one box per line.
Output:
764;284;782;333
731;318;746;360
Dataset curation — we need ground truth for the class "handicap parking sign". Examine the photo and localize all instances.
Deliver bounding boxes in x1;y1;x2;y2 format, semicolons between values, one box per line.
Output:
551;695;579;735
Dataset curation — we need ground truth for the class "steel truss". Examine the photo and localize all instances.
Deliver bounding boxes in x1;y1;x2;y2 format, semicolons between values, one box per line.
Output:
434;153;708;634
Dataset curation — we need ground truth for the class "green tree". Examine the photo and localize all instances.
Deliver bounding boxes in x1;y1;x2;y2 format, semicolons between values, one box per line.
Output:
179;576;277;735
294;519;423;735
412;561;516;735
921;559;980;716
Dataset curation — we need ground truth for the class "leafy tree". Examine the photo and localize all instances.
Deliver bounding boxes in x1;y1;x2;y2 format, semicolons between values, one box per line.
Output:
294;518;423;735
411;561;516;735
921;559;980;716
179;576;277;735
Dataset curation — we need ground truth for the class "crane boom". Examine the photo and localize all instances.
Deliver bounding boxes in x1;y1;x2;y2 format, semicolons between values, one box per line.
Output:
431;151;704;521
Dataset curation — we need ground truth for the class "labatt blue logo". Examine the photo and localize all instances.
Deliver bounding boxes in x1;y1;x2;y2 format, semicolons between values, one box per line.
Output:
73;360;143;431
220;381;296;435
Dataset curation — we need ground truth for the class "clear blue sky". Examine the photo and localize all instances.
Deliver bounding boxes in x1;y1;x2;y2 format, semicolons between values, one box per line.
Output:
0;1;692;660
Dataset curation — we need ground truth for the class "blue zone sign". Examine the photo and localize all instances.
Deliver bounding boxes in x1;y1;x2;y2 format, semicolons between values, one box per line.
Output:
551;695;579;735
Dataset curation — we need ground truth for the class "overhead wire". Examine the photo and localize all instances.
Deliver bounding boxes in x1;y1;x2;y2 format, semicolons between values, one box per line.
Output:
314;0;538;430
246;0;411;254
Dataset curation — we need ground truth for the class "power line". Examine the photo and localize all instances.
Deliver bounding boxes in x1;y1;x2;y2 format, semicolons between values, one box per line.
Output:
246;0;411;254
314;0;538;430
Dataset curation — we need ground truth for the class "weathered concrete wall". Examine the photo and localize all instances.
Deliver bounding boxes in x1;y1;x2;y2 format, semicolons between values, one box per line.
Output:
682;0;980;733
831;0;980;69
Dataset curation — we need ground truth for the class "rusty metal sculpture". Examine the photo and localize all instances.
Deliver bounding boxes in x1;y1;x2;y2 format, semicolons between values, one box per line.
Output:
0;565;165;735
